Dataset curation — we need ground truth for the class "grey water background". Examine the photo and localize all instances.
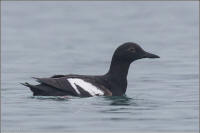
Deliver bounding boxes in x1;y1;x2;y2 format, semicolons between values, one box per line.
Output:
1;1;199;132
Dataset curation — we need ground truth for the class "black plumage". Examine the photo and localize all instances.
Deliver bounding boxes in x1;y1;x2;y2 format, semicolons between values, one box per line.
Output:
22;42;159;97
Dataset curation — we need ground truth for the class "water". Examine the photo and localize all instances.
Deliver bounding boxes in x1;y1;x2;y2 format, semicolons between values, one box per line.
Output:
1;1;199;132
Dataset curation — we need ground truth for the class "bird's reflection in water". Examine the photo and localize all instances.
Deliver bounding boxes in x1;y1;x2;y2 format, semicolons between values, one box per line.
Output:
30;96;72;101
103;95;138;106
99;96;139;121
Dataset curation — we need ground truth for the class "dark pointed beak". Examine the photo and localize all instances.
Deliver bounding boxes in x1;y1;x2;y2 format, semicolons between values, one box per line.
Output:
143;51;160;58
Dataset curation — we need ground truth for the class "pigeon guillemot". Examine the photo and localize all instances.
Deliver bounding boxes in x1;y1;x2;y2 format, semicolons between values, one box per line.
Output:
22;42;160;97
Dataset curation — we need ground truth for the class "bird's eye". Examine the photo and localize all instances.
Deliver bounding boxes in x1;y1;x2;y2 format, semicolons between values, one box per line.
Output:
128;48;136;53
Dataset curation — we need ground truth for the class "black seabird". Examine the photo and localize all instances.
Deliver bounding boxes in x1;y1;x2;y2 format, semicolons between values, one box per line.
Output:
22;42;160;97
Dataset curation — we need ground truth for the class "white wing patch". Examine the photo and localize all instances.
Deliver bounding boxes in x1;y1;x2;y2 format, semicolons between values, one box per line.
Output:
67;78;81;94
67;78;104;96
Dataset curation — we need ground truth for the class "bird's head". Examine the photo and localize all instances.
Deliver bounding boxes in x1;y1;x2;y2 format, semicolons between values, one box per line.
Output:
112;42;160;63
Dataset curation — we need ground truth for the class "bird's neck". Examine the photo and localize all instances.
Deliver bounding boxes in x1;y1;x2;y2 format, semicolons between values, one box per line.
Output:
107;59;131;81
103;58;131;96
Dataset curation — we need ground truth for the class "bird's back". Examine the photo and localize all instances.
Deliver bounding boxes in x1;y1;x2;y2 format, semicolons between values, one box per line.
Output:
22;74;112;97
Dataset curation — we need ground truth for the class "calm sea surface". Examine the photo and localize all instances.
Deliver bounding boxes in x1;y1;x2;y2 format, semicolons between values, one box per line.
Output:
1;1;199;132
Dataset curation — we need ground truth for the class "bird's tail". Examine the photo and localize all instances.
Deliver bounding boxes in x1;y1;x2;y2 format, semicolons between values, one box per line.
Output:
20;82;31;87
20;82;44;96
